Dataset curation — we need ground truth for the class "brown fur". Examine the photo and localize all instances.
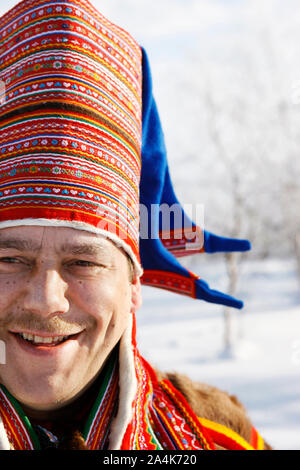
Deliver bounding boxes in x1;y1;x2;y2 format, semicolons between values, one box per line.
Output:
58;429;88;450
155;369;272;450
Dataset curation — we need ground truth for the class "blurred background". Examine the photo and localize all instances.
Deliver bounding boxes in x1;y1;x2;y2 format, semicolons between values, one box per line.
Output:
1;0;300;450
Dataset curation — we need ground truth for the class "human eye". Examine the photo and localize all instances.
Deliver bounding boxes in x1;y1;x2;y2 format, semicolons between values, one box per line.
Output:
65;259;104;270
72;260;97;267
64;259;107;278
0;256;30;273
0;257;22;263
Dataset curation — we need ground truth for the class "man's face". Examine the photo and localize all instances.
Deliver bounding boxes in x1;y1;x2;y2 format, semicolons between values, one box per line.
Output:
0;225;141;412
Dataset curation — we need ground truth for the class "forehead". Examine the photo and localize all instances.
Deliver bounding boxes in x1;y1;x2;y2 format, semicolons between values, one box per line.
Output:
0;225;119;256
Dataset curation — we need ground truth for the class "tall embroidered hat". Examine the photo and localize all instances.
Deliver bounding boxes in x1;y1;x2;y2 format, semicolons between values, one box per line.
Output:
0;0;250;308
0;0;143;276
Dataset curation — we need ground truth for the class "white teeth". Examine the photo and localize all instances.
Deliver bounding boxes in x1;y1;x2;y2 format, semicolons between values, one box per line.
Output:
25;333;34;341
19;333;69;344
39;336;53;344
34;335;46;343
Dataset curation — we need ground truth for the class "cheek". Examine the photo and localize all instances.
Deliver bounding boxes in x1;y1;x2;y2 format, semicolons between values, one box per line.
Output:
0;278;22;315
73;279;131;335
73;279;115;311
73;278;131;311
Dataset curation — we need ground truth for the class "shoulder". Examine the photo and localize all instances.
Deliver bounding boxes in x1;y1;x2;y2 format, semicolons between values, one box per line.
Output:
155;369;272;450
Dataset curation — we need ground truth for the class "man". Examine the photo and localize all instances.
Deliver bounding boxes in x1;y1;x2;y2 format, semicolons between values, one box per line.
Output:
0;0;270;450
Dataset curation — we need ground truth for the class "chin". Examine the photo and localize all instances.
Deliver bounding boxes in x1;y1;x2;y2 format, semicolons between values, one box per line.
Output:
9;372;78;411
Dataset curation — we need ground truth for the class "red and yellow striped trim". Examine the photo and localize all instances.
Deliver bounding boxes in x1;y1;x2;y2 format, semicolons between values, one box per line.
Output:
198;417;264;450
251;426;265;450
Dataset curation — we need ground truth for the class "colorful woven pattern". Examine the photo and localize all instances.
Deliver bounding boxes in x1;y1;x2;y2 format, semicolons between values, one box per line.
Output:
0;0;142;274
83;347;119;450
198;418;258;450
119;316;215;451
0;384;40;449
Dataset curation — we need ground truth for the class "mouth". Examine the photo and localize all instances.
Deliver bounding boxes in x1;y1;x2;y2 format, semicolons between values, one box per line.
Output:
10;331;82;348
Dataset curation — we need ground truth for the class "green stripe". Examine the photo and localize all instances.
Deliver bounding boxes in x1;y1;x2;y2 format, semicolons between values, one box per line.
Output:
82;346;118;441
0;384;41;450
6;89;138;131
0;46;137;95
0;193;136;227
0;153;138;194
145;413;163;450
2;15;136;69
1;113;138;160
0;193;99;207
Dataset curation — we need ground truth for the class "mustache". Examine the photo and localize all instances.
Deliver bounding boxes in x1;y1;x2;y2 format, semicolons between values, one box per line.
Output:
0;310;96;335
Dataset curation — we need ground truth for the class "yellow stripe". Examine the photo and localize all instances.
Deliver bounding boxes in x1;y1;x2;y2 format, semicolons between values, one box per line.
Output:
198;417;255;450
3;45;141;101
1;108;140;161
255;431;264;450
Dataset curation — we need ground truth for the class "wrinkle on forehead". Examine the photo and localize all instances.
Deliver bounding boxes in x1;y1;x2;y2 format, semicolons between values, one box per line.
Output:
0;227;111;256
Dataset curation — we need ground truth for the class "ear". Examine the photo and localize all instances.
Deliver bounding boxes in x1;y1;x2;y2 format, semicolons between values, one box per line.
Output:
130;276;142;312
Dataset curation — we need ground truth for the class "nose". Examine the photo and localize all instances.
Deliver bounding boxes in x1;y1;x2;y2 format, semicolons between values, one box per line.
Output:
23;267;69;317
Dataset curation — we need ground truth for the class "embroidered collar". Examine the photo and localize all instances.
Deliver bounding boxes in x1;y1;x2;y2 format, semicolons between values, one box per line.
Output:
0;346;119;450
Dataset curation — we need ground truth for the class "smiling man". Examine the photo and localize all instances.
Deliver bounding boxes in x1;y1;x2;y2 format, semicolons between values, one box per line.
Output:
0;226;140;414
0;0;271;451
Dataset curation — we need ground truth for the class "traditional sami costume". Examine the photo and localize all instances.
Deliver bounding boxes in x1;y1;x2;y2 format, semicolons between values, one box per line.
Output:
0;0;268;450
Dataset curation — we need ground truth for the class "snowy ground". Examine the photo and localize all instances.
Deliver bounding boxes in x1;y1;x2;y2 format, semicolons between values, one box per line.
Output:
136;257;300;450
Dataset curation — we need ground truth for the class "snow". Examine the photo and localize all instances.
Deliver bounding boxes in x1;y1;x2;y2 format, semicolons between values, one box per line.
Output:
136;257;300;450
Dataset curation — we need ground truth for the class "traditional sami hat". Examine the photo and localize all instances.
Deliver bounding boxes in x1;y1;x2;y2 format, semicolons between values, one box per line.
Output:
0;0;143;276
0;0;250;309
